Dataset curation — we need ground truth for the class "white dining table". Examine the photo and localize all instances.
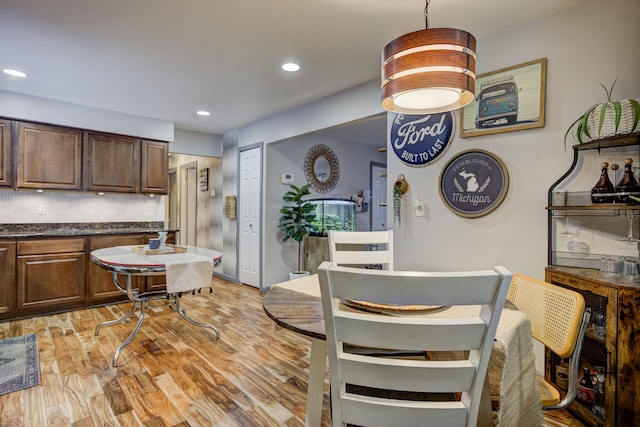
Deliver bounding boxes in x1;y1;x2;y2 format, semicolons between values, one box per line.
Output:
91;245;222;367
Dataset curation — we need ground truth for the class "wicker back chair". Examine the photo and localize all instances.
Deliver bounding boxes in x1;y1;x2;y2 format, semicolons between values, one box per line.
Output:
506;274;590;410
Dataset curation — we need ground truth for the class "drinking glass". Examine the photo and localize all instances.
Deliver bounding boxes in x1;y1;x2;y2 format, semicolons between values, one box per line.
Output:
157;231;168;249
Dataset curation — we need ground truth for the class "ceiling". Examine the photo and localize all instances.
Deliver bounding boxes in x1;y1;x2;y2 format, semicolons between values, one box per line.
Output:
0;0;583;140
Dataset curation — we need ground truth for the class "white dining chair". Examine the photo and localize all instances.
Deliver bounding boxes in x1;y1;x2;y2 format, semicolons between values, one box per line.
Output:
328;230;394;270
318;262;512;427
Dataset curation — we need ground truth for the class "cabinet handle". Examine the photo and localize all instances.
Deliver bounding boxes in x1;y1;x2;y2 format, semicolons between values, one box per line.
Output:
606;351;613;375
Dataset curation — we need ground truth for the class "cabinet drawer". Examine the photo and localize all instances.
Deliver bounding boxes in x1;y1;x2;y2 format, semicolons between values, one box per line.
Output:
16;252;84;310
17;238;85;256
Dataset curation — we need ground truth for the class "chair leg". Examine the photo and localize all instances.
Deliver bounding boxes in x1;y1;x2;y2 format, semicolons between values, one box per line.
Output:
175;296;220;339
306;338;327;427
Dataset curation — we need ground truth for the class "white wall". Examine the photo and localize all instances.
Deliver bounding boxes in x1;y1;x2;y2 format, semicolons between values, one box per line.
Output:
237;80;382;147
173;128;222;157
388;0;640;277
264;135;385;285
0;90;174;141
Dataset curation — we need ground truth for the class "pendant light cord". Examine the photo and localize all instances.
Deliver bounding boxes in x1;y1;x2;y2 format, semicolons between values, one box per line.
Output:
424;0;430;30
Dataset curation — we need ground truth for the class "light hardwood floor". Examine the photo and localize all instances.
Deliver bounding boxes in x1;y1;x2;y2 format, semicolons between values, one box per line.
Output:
0;276;585;426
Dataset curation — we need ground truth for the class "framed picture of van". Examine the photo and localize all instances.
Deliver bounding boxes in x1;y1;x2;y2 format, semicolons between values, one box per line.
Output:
460;57;547;138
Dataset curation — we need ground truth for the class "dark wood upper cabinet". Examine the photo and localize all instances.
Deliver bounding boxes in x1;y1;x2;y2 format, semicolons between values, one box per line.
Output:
16;121;82;190
0;119;11;187
84;131;140;193
0;119;13;187
5;118;168;194
140;139;168;194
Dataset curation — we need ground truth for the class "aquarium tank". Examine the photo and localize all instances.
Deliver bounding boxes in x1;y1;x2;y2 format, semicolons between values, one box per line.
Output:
305;198;356;236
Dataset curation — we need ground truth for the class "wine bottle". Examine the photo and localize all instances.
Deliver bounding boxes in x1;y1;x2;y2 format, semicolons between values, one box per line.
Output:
578;366;595;404
591;162;614;203
615;158;640;203
555;358;569;391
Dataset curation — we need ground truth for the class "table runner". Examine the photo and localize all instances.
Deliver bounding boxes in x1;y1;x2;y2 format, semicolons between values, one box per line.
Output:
149;253;214;294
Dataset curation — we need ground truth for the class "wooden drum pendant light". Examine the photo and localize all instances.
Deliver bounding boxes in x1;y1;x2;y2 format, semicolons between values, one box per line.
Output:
381;0;476;114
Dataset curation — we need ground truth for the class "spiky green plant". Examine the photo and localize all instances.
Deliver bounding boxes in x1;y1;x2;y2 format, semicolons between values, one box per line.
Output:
565;79;640;149
278;183;316;273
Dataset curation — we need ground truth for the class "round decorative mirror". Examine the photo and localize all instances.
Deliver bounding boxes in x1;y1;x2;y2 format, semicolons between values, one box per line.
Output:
304;144;340;193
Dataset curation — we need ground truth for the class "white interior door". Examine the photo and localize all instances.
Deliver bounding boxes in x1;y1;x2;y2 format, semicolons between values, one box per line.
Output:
179;162;198;246
238;146;261;288
371;163;387;231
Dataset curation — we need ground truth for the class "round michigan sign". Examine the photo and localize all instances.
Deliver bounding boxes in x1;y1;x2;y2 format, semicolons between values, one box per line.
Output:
439;150;509;218
390;112;454;167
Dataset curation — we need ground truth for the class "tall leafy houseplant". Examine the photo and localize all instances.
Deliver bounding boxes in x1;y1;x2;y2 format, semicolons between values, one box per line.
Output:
278;183;316;274
565;80;640;149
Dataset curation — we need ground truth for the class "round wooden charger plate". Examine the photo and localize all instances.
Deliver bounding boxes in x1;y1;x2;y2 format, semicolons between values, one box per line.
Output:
344;299;446;316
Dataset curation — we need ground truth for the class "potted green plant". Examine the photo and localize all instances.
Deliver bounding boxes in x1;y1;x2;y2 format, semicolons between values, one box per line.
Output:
278;183;316;279
565;80;640;148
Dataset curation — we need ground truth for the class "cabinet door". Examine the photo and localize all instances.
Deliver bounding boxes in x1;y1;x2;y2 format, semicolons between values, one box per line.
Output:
0;119;11;187
0;242;16;313
615;288;640;425
87;234;145;301
84;131;140;193
17;244;85;311
545;269;617;426
140;140;168;194
16;121;82;190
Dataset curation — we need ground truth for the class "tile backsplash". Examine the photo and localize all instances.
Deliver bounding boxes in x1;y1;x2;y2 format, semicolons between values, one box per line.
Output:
0;190;165;224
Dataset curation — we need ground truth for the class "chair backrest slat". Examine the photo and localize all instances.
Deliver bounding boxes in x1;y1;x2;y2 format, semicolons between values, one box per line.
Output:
329;230;394;270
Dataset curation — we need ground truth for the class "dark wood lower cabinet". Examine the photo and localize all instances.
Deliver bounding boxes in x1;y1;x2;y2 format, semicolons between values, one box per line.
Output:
16;239;85;312
0;231;175;321
0;242;16;313
545;266;640;427
87;234;146;301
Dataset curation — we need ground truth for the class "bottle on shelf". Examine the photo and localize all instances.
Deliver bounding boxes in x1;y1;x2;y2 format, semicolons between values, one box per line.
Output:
615;158;640;203
591;162;615;203
555;358;569;391
592;366;606;419
577;366;595;405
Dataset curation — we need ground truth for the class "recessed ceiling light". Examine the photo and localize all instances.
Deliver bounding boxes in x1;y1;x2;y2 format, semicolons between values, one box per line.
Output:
3;68;27;78
282;62;300;72
197;110;211;116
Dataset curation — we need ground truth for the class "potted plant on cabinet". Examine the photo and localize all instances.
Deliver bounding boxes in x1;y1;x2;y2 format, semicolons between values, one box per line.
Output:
278;183;316;279
565;79;640;148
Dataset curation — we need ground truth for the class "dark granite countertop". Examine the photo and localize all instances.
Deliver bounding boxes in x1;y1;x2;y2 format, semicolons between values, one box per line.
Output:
0;222;178;239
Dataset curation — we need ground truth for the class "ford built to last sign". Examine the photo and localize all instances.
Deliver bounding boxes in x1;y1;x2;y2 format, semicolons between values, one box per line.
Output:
390;112;454;167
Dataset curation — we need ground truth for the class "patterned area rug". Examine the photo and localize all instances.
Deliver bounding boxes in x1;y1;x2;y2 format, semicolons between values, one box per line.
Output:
0;334;40;396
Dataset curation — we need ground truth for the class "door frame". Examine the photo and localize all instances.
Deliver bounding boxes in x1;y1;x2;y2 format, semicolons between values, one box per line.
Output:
167;167;178;231
237;143;263;288
370;161;387;231
179;161;198;246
